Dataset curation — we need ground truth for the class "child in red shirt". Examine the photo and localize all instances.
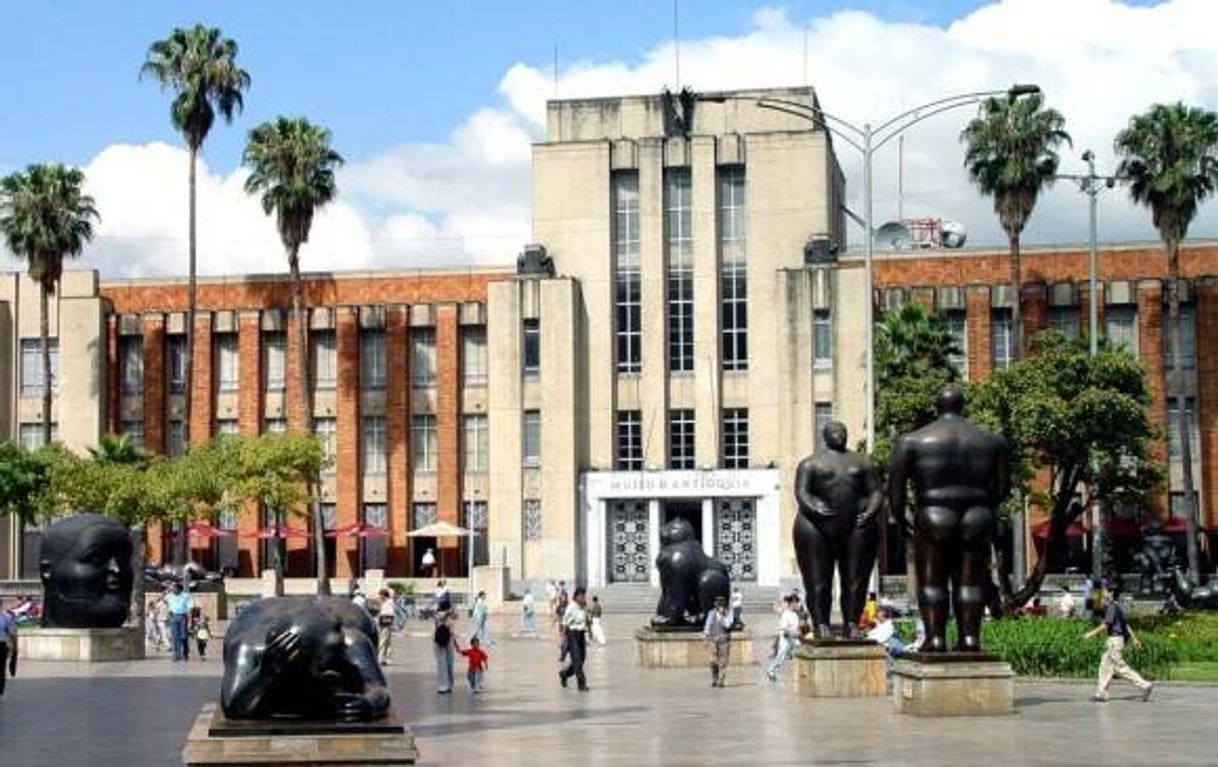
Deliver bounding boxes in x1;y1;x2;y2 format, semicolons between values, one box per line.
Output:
458;636;488;693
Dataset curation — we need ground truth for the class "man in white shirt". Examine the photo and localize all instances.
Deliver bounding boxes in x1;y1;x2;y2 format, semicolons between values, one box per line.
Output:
558;588;590;691
376;589;396;665
421;548;437;578
1058;588;1077;618
765;594;801;682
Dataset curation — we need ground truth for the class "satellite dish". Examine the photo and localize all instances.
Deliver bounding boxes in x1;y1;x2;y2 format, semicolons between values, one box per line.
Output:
940;220;968;248
874;221;911;251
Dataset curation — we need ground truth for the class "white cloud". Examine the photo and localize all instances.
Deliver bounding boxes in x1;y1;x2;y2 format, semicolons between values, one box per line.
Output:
5;0;1217;280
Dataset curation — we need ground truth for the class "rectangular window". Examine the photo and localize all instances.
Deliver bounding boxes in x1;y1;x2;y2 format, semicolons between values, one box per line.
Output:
311;330;337;389
668;409;695;470
721;266;748;371
120;336;144;395
463;414;488;473
263;332;286;392
991;308;1013;371
411;327;436;387
20;338;58;396
944;310;967;379
1170;491;1201;520
719;167;747;371
215;418;239;436
813;309;832;369
121;420;144;450
616;410;643;471
1047;306;1080;339
361;329;386;390
361;503;387;571
1167;397;1198;461
722;408;749;469
412;414;437;473
522;410;541;467
215;333;239;392
166;334;187;394
522;319;540;375
314;417;337;474
412;502;437;530
523;499;542;541
814;402;834;453
613;172;642;374
665;168;694;373
1104;305;1137;355
264;418;287;434
362;416;386;474
462;327;487;386
1162;304;1196;370
167;421;186;458
18;423;56;450
464;501;489;566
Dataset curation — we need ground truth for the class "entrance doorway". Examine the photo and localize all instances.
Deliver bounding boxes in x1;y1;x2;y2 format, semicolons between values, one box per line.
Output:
663;500;703;542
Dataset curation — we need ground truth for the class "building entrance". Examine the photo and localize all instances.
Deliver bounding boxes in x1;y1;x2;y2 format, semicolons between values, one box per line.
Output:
607;500;650;583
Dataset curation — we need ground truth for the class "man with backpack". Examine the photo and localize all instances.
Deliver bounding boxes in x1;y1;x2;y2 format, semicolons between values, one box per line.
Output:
433;597;457;694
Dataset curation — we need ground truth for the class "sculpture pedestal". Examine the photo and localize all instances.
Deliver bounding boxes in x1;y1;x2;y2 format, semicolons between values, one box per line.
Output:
182;703;419;765
635;626;757;668
891;653;1014;717
18;626;144;662
792;640;887;697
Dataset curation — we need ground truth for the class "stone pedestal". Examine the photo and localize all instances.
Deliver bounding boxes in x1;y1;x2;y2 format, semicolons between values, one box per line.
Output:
635;626;757;667
472;566;510;610
19;626;145;662
182;703;419;765
891;654;1014;716
792;640;887;697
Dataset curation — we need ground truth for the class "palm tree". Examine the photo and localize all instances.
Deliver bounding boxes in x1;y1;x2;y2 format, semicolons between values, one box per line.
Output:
962;93;1070;361
88;433;149;467
0;164;99;446
1116;102;1218;581
243;117;343;595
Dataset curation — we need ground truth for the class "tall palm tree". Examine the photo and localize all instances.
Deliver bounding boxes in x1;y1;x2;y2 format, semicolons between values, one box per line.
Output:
0;164;99;446
243;117;343;595
962;93;1070;361
1116;102;1218;581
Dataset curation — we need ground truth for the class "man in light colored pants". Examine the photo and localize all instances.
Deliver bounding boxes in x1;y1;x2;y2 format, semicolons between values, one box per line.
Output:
1084;584;1152;702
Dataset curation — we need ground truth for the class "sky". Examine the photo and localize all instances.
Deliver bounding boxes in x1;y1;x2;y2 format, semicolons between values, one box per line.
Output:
0;0;1212;279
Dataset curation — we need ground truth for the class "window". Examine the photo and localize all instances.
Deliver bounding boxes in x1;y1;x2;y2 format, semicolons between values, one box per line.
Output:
167;335;187;393
722;408;749;469
20;338;58;396
1170;491;1201;520
411;328;436;387
522;410;541;467
943;310;967;379
311;330;337;389
264;418;286;435
361;329;386;390
463;414;488;473
464;501;489;566
1047;306;1080;339
363;416;386;474
523;499;542;541
813;309;832;369
412;503;437;530
263;332;286;391
216;418;239;436
616;410;643;470
314;417;337;473
666;168;694;372
991;308;1013;371
320;503;338;531
523;319;540;375
215;333;239;392
1167;397;1198;461
462;327;487;386
121;420;144;450
19;423;56;450
1162;304;1196;370
120;336;143;395
814;402;834;453
362;503;387;570
719;167;747;371
613;172;641;374
668;409;695;469
412;415;437;472
167;421;186;458
1104;305;1137;355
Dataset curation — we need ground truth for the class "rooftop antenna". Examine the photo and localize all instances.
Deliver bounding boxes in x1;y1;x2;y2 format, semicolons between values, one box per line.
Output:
673;0;681;90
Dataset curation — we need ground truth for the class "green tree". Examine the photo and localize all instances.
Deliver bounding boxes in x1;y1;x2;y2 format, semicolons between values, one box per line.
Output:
0;441;61;522
88;433;148;468
961;93;1070;361
1115;102;1218;581
242;117;343;594
141;26;250;561
0;164;99;445
88;433;150;630
969;331;1160;608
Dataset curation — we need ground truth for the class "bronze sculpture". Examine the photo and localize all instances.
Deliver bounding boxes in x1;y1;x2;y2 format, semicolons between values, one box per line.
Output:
39;513;134;629
651;518;732;630
221;597;390;721
1133;523;1180;594
889;386;1011;653
793;420;884;639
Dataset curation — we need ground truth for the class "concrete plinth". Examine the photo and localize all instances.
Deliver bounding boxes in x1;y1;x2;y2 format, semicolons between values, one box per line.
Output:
891;654;1014;716
18;626;145;662
182;702;418;765
635;626;757;667
792;640;887;697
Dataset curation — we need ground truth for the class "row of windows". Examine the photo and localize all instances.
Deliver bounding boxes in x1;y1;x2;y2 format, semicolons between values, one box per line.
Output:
611;407;752;470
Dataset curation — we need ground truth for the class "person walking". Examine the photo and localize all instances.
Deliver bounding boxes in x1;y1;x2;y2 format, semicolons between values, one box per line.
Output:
765;594;801;682
377;589;396;666
165;582;193;662
1084;583;1153;702
0;605;18;697
558;587;590;691
457;636;489;693
520;589;537;636
194;615;211;660
589;595;606;647
421;548;437;578
470;591;491;646
730;586;744;627
703;595;734;688
433;597;457;694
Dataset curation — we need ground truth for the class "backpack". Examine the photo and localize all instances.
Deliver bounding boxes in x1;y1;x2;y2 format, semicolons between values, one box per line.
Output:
433;621;451;647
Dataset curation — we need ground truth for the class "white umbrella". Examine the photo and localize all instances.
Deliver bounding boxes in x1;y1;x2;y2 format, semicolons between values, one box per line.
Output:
406;521;476;601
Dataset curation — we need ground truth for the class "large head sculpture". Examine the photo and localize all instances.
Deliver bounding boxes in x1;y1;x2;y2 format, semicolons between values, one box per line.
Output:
39;513;134;628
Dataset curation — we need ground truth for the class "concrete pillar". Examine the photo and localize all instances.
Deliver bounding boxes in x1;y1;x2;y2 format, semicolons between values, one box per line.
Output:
648;499;661;587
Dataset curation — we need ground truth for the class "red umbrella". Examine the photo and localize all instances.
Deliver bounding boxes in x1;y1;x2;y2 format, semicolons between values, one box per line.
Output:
187;521;235;539
250;523;310;540
356;525;388;538
325;522;362;538
1032;519;1086;539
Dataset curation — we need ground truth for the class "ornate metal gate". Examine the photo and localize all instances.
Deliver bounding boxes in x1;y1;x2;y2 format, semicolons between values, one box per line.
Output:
715;498;757;582
608;501;651;583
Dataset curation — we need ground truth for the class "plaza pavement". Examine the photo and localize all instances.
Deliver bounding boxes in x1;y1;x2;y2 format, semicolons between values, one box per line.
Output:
0;612;1211;766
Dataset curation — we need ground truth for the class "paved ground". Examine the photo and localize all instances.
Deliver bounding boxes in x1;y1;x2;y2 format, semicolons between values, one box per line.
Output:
0;613;1210;766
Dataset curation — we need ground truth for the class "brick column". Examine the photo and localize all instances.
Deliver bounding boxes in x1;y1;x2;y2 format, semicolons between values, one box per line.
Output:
141;314;166;455
1196;280;1218;528
236;311;263;576
335;307;361;578
435;305;461;571
1022;283;1047;350
106;314;119;436
386;305;410;575
1137;281;1168;519
966;287;993;381
285;309;309;433
189;313;214;446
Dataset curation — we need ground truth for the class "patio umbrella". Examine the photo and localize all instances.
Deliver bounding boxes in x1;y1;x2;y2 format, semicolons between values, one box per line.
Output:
187;521;235;539
325;522;362;538
250;523;310;539
406;520;474;594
